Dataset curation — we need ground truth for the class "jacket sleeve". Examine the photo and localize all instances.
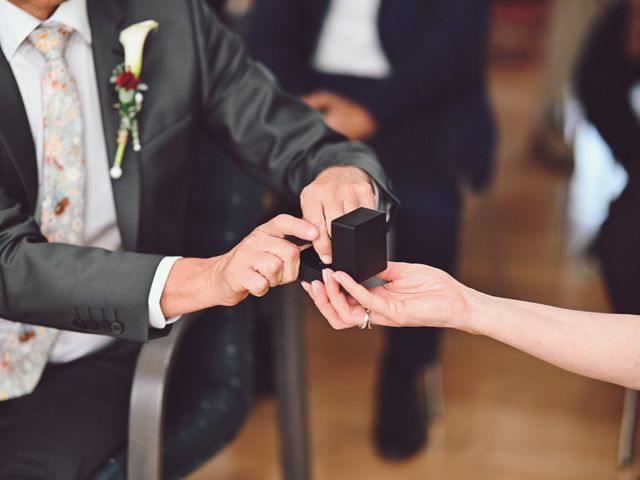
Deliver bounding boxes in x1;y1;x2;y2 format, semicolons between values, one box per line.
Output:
187;0;399;206
0;183;165;341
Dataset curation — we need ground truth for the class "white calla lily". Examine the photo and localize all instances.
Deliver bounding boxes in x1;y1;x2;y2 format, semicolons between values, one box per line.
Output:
109;20;159;180
119;20;159;77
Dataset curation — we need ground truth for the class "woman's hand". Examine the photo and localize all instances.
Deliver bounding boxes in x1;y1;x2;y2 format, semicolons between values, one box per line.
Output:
301;262;473;331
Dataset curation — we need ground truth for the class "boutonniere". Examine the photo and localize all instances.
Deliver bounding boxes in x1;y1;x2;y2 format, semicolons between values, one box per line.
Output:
109;20;159;180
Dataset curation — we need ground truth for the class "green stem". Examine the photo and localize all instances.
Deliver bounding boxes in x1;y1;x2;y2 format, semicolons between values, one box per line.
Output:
114;141;127;169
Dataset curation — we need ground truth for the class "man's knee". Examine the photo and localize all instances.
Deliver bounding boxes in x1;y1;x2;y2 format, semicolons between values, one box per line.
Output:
0;399;127;479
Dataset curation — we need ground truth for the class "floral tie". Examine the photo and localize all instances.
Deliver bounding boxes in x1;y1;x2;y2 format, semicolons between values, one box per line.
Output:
0;25;85;401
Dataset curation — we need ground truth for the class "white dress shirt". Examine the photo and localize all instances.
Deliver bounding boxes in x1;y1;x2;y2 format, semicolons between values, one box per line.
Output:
313;0;392;79
0;0;179;363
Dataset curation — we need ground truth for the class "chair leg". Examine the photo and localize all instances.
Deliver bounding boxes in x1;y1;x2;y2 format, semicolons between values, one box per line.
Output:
618;388;639;469
423;361;445;422
127;316;196;480
273;284;311;480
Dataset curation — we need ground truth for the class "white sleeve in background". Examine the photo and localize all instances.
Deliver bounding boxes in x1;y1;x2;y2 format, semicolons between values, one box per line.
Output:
148;256;183;329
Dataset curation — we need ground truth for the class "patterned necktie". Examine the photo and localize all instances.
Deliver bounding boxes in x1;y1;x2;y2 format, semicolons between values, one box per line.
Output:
0;25;85;401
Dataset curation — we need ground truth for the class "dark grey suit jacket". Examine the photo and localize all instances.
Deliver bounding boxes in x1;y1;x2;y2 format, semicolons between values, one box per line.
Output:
0;0;396;342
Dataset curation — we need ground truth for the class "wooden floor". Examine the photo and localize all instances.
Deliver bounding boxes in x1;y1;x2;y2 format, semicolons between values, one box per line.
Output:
189;65;639;479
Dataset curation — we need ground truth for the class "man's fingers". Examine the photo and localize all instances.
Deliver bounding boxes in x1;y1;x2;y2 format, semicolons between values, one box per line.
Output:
356;185;376;210
303;90;333;110
342;194;361;216
261;214;319;242
244;270;271;298
321;199;344;241
348;168;376;209
254;252;284;288
302;200;332;264
240;251;282;288
263;241;301;284
303;95;324;110
312;235;332;265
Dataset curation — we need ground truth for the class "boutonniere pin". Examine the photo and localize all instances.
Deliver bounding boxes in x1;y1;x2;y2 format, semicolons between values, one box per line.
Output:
109;20;159;180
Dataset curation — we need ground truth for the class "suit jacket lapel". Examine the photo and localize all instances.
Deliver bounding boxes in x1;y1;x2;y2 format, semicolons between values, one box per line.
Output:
88;0;142;251
0;51;38;212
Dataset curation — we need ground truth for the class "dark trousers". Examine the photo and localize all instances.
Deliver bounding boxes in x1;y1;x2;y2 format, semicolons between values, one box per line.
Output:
386;172;461;369
0;308;254;480
0;341;140;479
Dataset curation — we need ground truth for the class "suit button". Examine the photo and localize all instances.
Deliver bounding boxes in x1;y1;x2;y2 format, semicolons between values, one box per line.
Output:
87;319;99;331
73;318;86;329
110;322;124;335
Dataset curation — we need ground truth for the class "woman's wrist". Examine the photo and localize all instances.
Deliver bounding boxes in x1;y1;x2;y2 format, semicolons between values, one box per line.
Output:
458;284;496;336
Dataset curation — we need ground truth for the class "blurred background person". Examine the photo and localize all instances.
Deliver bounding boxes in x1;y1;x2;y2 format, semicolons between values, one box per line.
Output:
248;0;496;460
529;0;611;172
575;0;640;317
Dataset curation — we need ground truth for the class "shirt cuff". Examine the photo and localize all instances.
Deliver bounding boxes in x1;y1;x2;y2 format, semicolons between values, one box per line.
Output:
148;256;182;329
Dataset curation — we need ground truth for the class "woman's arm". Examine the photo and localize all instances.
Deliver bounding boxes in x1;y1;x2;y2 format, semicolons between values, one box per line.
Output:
302;262;640;389
469;294;640;389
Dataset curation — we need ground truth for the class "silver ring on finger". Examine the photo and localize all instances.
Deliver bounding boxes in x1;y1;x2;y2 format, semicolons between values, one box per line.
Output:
359;309;372;330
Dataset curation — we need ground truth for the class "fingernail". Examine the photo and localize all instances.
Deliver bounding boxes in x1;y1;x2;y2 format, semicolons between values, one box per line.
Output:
321;255;332;265
322;269;329;283
331;272;341;283
300;282;310;292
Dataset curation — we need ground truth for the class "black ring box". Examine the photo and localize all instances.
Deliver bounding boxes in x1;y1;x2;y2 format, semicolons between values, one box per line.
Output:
295;207;387;283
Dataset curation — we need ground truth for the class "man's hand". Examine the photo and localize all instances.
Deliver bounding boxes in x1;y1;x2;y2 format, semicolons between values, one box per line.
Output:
303;90;377;141
300;166;376;264
211;214;319;306
160;215;318;317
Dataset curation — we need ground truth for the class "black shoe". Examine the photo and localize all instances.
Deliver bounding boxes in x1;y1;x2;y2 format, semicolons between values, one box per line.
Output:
373;358;427;460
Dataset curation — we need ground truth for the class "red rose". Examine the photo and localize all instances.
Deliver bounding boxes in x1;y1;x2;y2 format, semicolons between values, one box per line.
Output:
116;71;141;91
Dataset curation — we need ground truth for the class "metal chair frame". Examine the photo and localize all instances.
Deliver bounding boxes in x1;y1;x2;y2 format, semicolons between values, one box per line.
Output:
126;284;309;480
618;388;639;469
